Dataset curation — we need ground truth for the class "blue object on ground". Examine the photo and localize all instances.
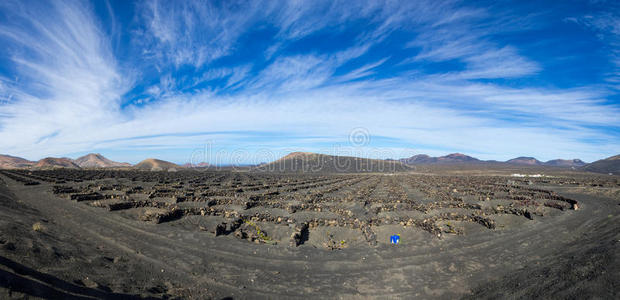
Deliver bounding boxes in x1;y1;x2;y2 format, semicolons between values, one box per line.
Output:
390;235;400;244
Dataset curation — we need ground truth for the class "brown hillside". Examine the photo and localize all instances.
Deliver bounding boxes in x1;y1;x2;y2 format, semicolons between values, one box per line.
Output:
134;158;181;171
34;157;80;169
256;152;411;173
74;153;131;168
506;157;542;165
0;154;34;169
580;154;620;175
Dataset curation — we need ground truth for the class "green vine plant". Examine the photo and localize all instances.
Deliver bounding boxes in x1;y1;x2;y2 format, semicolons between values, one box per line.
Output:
243;219;275;244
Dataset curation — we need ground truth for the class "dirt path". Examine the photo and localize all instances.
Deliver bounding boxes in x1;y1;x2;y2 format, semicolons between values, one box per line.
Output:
0;174;618;299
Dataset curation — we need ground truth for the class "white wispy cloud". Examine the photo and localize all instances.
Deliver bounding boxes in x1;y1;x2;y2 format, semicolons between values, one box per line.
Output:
0;0;129;155
404;8;540;79
336;58;389;82
565;5;620;87
139;0;262;68
459;46;540;79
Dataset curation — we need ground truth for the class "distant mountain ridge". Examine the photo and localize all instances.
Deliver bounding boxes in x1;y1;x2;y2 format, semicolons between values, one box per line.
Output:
257;152;411;173
506;157;542;166
399;154;434;164
74;153;131;168
0;152;612;172
399;153;587;167
34;157;80;169
545;159;586;167
0;153;134;169
0;153;181;171
399;153;480;164
135;158;181;171
506;157;586;167
0;154;34;169
580;155;620;175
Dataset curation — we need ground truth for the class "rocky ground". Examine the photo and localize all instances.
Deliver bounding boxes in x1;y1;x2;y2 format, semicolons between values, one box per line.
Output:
0;169;618;299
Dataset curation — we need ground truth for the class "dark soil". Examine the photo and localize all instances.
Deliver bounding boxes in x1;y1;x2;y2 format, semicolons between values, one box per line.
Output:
0;169;617;299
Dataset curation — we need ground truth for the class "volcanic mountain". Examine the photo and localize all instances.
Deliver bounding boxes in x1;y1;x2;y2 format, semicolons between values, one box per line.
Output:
0;154;34;169
436;153;480;163
506;157;543;165
34;157;80;169
400;153;480;164
257;152;411;173
400;153;588;168
399;154;435;164
74;153;131;168
135;158;181;171
580;154;620;175
544;159;586;167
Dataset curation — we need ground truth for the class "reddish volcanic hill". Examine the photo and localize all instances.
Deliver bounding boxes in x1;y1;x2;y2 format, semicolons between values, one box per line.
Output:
0;154;34;169
399;153;591;168
399;154;435;164
34;157;80;169
74;153;131;168
258;152;411;173
545;159;586;167
134;158;181;171
581;154;620;175
400;153;480;164
506;157;543;165
436;153;480;163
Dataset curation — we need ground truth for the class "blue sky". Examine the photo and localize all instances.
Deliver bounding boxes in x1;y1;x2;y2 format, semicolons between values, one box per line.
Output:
0;0;618;164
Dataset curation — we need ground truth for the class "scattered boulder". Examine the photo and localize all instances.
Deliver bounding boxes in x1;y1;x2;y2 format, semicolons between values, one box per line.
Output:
361;224;377;246
289;222;309;247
